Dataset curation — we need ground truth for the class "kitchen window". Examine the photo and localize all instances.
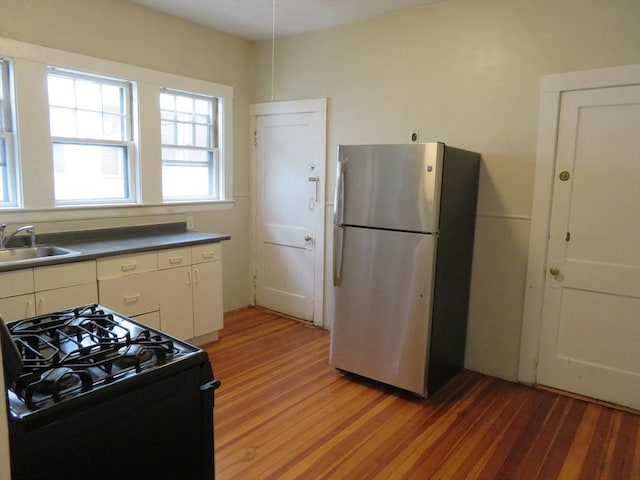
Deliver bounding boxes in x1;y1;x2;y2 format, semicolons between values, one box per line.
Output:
0;37;234;221
47;67;135;205
0;57;17;207
160;89;220;201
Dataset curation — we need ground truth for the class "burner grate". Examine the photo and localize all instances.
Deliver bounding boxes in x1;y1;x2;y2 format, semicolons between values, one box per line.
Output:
6;304;180;410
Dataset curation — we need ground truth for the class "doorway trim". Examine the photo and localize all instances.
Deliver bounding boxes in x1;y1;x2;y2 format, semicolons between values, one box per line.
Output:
249;98;327;327
518;64;640;385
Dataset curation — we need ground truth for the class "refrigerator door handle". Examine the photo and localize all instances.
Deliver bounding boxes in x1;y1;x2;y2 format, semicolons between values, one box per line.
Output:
334;159;346;226
333;225;344;285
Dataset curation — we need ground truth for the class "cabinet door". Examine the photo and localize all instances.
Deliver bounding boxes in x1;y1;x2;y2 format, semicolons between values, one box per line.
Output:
0;294;36;321
36;283;98;315
158;265;194;340
193;260;223;337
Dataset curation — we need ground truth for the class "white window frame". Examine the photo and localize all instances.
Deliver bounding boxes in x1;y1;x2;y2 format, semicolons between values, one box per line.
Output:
0;37;234;224
160;88;221;201
0;56;19;207
48;67;136;205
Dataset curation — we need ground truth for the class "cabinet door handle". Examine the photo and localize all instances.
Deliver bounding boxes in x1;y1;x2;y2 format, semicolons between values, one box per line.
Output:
200;252;214;260
121;262;137;272
194;268;199;287
187;270;192;287
123;294;140;304
169;257;183;265
26;300;34;318
37;297;45;315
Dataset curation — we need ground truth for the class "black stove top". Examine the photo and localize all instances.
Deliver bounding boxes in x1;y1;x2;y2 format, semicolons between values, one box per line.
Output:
3;304;204;421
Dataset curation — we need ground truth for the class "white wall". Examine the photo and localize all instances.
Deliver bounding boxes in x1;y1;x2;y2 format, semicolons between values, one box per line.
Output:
250;0;640;381
0;0;254;311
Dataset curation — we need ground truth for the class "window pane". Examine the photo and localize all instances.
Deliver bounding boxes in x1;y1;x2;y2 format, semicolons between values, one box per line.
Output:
103;113;124;140
161;121;175;144
176;122;193;146
49;107;77;137
76;79;102;111
102;84;123;114
162;147;209;164
162;164;210;198
195;125;209;147
76;110;102;139
47;76;75;108
53;143;128;201
160;93;174;110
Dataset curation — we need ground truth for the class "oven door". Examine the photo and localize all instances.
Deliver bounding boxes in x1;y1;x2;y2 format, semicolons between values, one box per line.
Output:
8;362;218;480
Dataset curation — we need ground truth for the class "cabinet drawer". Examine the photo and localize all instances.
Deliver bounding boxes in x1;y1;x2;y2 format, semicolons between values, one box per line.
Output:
34;261;97;291
97;252;157;279
98;271;159;317
157;247;192;270
192;243;221;264
0;269;34;298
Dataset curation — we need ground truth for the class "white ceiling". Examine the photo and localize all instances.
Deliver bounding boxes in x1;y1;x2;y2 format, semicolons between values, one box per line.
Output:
127;0;443;41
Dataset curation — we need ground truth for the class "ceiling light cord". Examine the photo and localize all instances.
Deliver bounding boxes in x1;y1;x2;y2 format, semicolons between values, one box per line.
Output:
271;0;276;102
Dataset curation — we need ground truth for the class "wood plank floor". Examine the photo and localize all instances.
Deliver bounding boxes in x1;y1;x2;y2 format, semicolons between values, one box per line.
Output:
204;308;640;480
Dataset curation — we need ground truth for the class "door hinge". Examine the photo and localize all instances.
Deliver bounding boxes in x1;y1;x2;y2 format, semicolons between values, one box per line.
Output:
565;231;571;242
253;129;257;146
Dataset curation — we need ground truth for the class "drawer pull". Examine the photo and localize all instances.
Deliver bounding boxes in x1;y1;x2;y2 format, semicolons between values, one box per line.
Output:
123;294;140;304
121;262;137;272
169;257;183;265
200;252;215;260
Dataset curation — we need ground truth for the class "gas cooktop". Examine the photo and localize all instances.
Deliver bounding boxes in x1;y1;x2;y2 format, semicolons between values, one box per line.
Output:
2;304;204;420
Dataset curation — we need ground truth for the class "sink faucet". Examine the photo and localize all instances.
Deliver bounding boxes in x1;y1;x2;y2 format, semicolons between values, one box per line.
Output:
0;224;36;249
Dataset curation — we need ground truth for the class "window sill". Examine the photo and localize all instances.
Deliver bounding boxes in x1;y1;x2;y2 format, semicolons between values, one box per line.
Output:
0;200;235;223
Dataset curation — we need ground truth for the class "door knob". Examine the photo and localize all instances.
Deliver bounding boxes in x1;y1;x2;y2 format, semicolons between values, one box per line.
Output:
549;266;560;276
304;235;313;242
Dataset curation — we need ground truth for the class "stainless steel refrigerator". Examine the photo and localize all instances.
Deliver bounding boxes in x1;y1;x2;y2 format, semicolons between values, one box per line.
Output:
330;143;480;397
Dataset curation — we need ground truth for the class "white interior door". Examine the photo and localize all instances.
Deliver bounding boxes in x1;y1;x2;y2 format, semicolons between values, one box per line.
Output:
251;99;326;324
537;84;640;410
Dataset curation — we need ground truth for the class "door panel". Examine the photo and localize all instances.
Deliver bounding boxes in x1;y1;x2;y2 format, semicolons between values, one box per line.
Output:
537;85;640;410
255;111;321;321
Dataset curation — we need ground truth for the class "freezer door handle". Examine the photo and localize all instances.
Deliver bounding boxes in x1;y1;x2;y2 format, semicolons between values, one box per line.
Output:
333;225;344;286
334;159;346;226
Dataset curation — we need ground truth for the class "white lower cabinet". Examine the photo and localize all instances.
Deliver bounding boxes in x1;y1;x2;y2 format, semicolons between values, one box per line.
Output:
158;265;194;339
97;242;223;342
0;261;97;321
158;244;223;342
193;257;223;336
0;243;223;339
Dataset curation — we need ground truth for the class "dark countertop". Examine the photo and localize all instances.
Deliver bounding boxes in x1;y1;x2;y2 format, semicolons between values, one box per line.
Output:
0;223;230;272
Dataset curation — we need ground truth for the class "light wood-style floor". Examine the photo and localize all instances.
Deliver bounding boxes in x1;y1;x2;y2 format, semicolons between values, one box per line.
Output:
204;308;640;480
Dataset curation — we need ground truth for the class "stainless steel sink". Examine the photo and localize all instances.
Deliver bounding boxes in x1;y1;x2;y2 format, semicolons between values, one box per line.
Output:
0;245;81;264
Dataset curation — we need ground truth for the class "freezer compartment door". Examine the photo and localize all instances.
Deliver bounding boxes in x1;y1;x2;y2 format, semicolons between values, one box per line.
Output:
337;143;443;233
329;227;437;395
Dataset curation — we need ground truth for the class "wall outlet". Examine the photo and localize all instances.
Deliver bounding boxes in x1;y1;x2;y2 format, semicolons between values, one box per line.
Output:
186;216;194;230
411;130;419;143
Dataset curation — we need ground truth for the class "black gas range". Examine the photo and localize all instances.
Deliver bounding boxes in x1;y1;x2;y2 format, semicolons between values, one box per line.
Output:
0;304;220;480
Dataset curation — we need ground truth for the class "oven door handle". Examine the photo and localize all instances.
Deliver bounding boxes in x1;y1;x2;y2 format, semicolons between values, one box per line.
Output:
200;378;221;391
